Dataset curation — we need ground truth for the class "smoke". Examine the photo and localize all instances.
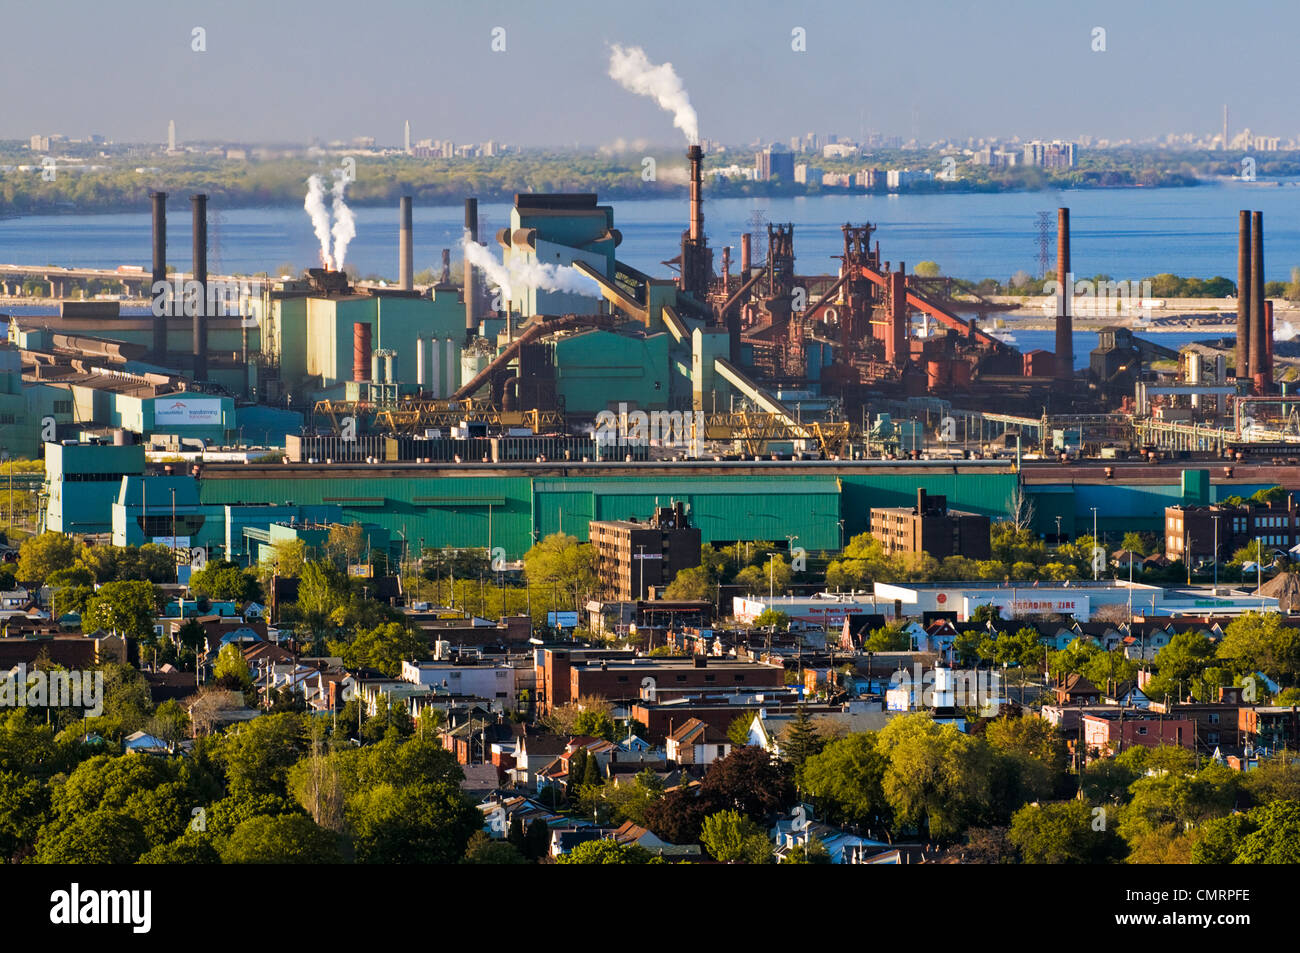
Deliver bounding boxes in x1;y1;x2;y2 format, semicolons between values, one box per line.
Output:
460;230;598;303
330;174;356;269
302;168;356;270
607;44;699;145
304;174;333;269
1276;320;1298;342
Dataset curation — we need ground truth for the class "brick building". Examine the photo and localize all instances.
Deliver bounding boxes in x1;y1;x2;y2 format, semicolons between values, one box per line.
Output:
589;503;701;601
1164;495;1299;564
870;489;991;561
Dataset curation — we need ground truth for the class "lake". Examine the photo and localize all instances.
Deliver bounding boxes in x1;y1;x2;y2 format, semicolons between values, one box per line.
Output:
2;180;1299;285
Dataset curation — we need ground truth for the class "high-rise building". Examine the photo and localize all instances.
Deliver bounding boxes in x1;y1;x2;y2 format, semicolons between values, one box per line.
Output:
1022;140;1077;169
755;147;795;183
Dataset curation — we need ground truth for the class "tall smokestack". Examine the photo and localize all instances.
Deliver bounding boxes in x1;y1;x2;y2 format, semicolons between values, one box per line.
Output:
1055;207;1072;381
1264;299;1275;390
1250;210;1265;388
464;197;479;333
150;192;167;363
688;144;704;242
191;193;208;382
353;322;371;382
1236;210;1251;380
741;233;751;275
399;196;413;291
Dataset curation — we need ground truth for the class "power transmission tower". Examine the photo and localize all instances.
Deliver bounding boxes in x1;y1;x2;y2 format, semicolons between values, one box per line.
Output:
1036;211;1051;278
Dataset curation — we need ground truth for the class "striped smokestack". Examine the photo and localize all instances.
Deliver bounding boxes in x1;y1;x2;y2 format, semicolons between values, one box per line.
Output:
399;196;413;291
1250;210;1265;389
1055;207;1072;381
1236;210;1251;380
191;193;208;382
150;191;167;363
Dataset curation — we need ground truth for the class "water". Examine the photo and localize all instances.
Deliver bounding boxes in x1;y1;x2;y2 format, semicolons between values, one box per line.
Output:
3;180;1300;284
1006;330;1222;371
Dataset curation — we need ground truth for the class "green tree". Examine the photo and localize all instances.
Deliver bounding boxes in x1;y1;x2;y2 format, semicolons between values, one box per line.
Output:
663;565;717;602
699;809;771;863
727;711;756;748
752;609;791;631
1191;813;1256;864
877;713;994;840
82;580;161;639
780;706;822;777
526;818;550;860
1218;612;1300;686
346;781;481;863
984;714;1066;803
34;809;148;864
16;532;77;585
328;621;425;677
1119;532;1150;556
523;533;597;610
1235;800;1300;863
780;836;831;863
213;643;253;691
864;622;911;652
700;747;796;822
464;830;530;864
220;814;343;864
557;839;664;864
800;732;889;830
1144;631;1217;702
1008;800;1122;864
188;559;262;603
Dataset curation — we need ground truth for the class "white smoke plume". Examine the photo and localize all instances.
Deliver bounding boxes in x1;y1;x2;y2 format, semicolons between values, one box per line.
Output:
607;44;699;145
1276;320;1298;342
460;230;598;303
330;173;356;269
304;174;333;269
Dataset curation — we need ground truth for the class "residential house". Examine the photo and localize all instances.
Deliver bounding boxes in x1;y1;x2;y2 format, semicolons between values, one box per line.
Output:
665;717;731;766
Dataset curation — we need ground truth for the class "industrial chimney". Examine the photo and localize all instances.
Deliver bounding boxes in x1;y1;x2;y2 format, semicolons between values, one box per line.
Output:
150;191;167;363
399;196;414;291
1250;210;1265;389
1236;209;1251;380
464;197;479;333
191;193;208;382
679;145;711;300
1054;207;1072;381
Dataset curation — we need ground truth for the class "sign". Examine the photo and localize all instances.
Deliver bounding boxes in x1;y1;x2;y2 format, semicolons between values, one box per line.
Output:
154;397;223;427
973;594;1090;621
547;611;579;629
151;536;190;550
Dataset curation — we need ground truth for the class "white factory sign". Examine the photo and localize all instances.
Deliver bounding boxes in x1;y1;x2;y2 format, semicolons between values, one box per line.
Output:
970;594;1091;621
154;397;223;426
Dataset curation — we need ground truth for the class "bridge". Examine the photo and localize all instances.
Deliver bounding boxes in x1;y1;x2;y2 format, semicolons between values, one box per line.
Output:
0;264;271;300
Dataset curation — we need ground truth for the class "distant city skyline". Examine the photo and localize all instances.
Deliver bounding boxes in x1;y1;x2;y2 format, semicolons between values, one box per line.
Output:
1;0;1298;148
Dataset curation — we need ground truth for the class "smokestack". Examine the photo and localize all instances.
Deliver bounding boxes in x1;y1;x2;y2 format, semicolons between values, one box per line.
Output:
150;192;167;363
887;266;907;366
688;144;704;242
741;233;751;274
1055;207;1072;381
440;248;451;285
721;246;731;297
1250;210;1265;388
191;193;208;382
1236;210;1251;380
353;322;371;382
465;197;479;333
1265;299;1274;388
399;196;413;291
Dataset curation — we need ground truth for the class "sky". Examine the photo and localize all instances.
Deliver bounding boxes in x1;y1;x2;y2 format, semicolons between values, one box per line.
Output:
2;0;1297;148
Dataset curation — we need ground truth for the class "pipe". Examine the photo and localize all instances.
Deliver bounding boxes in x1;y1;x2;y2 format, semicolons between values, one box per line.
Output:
399;196;413;291
353;322;371;382
1250;211;1265;387
1055;207;1072;381
150;192;167;363
1236;209;1251;380
191;193;208;381
464;198;479;333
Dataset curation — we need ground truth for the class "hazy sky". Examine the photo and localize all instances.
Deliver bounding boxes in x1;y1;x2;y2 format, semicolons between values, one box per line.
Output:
4;0;1296;147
